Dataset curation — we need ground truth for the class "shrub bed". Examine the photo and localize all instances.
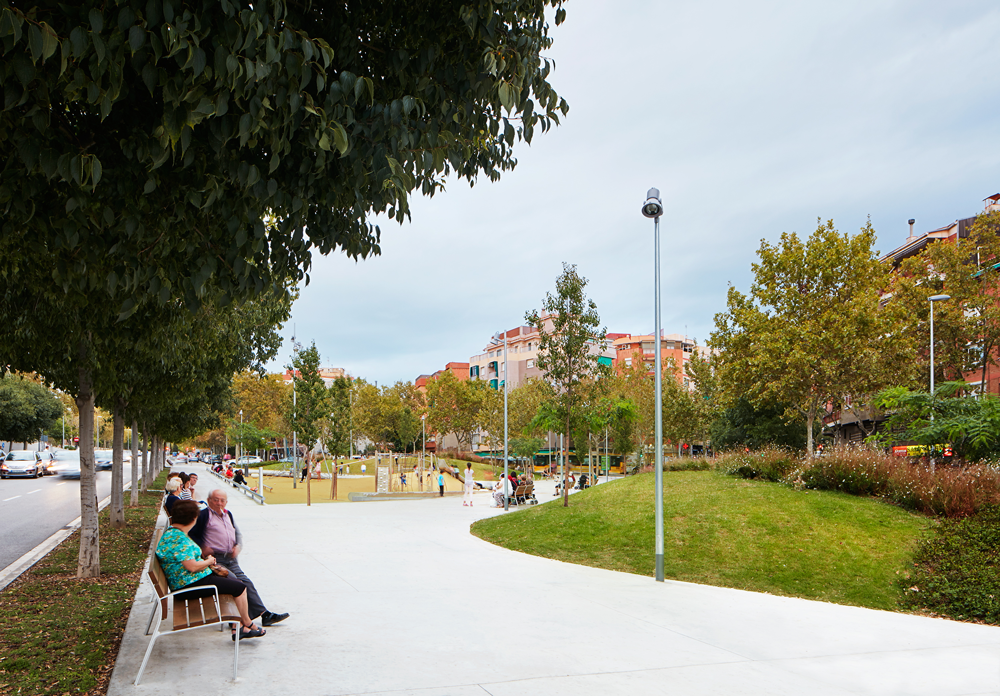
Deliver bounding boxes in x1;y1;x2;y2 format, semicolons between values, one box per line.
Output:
718;446;799;482
901;504;1000;623
717;446;1000;519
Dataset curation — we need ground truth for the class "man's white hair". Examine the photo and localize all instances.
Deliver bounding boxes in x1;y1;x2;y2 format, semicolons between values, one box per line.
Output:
208;488;228;499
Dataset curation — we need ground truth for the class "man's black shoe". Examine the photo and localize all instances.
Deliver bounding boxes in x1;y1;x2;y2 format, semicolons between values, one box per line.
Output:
261;611;289;626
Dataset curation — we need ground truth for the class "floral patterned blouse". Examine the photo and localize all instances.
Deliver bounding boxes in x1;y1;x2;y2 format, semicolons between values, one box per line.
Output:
156;527;211;590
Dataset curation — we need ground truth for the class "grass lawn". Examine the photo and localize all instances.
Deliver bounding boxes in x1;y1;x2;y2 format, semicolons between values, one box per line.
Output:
472;470;934;610
0;473;168;695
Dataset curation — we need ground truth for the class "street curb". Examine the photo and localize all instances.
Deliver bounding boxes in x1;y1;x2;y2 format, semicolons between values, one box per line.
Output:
0;485;129;592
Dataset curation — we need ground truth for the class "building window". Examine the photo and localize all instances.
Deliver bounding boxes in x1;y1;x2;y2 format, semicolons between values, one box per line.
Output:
625;358;632;366
527;359;534;369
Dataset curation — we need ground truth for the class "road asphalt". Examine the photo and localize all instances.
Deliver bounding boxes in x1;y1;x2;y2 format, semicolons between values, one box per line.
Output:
108;466;1000;696
0;464;133;570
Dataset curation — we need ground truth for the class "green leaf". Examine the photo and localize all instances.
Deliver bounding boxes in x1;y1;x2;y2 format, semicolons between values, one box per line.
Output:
331;121;348;154
498;81;515;113
27;24;43;64
89;8;104;33
192;47;206;77
129;25;145;53
70;27;87;57
91;156;103;189
142;62;157;95
93;33;106;64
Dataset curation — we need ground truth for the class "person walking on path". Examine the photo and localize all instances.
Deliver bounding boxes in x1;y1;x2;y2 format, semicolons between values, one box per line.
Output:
188;489;289;628
463;463;474;506
438;470;444;497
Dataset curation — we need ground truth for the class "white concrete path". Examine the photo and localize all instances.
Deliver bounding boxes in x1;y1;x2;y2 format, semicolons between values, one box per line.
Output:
108;478;1000;696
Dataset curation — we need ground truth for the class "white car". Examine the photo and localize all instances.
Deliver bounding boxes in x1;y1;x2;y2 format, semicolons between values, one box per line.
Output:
235;455;264;466
55;450;82;479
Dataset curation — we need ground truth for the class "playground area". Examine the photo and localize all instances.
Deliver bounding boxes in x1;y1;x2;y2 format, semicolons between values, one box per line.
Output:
245;460;467;504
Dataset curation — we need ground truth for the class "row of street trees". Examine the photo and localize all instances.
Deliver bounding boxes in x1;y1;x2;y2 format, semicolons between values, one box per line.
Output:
0;0;569;576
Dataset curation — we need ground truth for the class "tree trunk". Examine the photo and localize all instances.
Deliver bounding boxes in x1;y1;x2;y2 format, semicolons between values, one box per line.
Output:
110;403;125;528
140;427;148;492
805;404;816;459
130;419;139;506
76;364;100;579
563;421;569;508
151;435;160;484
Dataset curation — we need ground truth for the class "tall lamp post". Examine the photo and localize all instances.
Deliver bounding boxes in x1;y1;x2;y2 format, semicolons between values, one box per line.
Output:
490;330;510;511
642;187;665;583
421;413;427;492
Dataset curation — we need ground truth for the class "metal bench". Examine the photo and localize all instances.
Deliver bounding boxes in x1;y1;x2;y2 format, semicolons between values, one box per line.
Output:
135;535;243;685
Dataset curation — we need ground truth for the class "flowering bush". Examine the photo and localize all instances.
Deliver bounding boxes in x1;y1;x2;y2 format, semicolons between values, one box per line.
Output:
718;446;799;482
717;446;1000;518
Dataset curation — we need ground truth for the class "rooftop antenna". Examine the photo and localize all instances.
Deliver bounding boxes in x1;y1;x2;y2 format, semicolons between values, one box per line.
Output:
906;219;916;243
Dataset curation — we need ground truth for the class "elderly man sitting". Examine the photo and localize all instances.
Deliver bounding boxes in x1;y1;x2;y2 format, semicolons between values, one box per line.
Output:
188;488;289;629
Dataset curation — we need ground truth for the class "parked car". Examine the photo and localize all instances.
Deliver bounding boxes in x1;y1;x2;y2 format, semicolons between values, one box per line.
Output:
235;455;264;467
171;453;189;465
55;450;82;479
0;450;44;478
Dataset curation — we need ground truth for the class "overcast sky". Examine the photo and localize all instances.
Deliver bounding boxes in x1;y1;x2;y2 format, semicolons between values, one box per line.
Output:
267;0;1000;385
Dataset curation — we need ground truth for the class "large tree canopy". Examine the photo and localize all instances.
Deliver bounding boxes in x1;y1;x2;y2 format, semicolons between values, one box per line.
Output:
0;0;569;312
0;373;63;444
710;220;906;456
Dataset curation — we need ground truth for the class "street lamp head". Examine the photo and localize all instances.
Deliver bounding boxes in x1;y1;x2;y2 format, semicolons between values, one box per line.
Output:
929;294;951;302
641;187;662;219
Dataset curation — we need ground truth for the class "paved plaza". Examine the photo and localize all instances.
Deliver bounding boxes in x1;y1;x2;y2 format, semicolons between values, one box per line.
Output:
108;468;1000;695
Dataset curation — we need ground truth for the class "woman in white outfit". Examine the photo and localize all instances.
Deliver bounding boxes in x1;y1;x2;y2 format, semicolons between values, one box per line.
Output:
463;463;475;506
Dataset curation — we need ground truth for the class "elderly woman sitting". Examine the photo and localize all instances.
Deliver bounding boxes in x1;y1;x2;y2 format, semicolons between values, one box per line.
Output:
163;477;182;514
155;500;265;640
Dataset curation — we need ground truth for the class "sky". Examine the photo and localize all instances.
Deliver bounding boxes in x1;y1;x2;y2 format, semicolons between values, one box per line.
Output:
266;0;1000;385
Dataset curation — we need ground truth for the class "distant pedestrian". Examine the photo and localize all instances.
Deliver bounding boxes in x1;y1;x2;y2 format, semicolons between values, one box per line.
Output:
463;463;474;507
361;462;367;475
438;471;444;497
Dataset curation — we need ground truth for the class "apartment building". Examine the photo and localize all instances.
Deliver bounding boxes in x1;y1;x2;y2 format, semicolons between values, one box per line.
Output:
281;366;348;388
467;314;618;390
826;192;1000;442
612;333;704;390
415;362;470;391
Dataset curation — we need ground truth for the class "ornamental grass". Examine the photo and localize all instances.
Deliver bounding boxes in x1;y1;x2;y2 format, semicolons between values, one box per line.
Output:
720;446;1000;518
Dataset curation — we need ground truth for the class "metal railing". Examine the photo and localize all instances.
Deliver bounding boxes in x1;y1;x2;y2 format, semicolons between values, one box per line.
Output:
206;467;265;505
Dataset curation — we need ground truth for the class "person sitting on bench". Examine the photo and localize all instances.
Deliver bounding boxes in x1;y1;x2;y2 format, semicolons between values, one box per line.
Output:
155;500;265;640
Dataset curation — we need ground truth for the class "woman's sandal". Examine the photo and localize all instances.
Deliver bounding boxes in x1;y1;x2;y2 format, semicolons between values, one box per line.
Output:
232;623;266;641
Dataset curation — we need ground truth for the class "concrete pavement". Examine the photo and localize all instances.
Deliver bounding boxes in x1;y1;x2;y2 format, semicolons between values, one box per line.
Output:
108;474;1000;696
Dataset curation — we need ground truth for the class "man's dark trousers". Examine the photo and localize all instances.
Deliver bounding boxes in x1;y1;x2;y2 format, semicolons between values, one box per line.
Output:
214;551;265;619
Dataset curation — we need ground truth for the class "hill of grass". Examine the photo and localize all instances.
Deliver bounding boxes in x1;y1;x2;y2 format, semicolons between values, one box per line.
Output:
472;470;933;610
